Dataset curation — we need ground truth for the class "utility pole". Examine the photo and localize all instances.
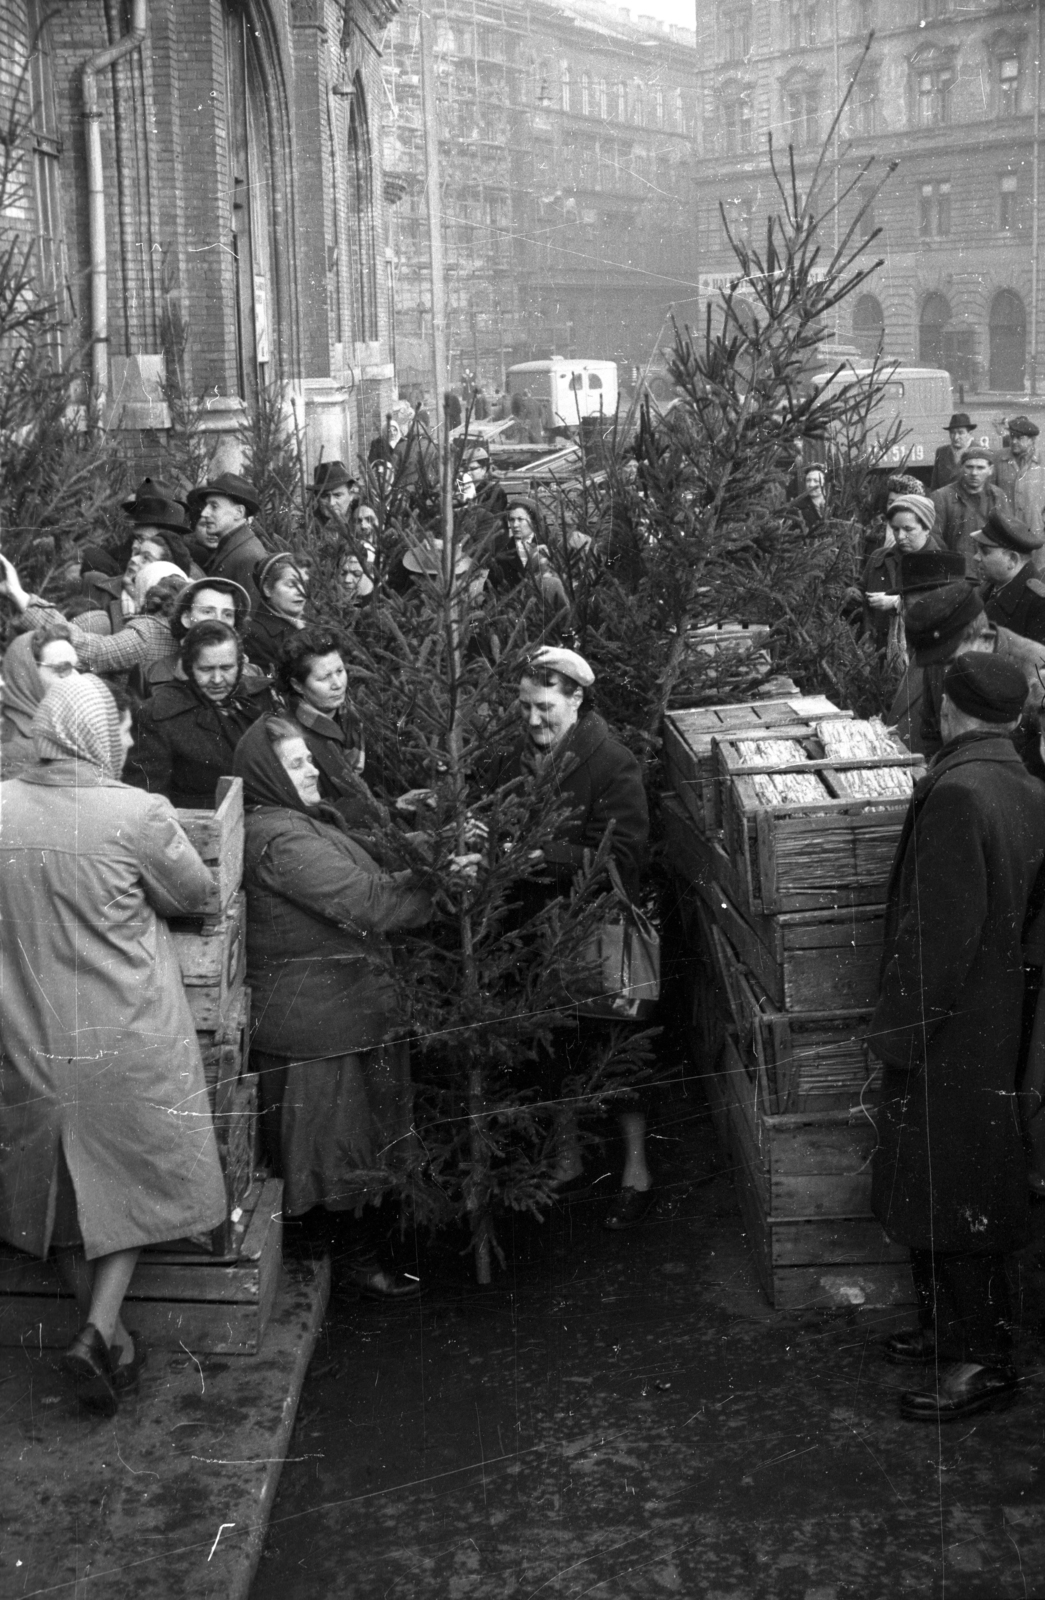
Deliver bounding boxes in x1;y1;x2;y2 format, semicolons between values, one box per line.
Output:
417;0;454;549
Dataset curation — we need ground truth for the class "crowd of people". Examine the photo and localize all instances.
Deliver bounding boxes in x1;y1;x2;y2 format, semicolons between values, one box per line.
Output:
4;407;1045;1427
0;449;649;1417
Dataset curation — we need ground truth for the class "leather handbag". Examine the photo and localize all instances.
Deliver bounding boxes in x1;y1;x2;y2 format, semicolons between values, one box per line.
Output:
568;858;660;1022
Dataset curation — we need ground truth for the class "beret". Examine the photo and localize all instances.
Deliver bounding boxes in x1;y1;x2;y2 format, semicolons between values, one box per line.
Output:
943;652;1027;724
960;444;993;465
887;493;936;531
525;645;595;688
899;549;967;592
905;580;984;666
971;509;1044;554
1008;414;1040;438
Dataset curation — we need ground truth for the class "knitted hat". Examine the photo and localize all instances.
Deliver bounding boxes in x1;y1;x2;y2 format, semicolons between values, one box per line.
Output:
525;645;595;689
943;653;1027;724
31;673;124;778
904;580;985;666
960;444;993;465
887;493;936;531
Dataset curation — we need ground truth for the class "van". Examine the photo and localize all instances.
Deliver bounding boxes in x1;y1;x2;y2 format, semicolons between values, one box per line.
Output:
506;359;619;434
812;361;954;482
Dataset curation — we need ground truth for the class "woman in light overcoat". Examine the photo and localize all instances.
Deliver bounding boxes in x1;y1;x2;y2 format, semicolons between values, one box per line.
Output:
0;674;227;1414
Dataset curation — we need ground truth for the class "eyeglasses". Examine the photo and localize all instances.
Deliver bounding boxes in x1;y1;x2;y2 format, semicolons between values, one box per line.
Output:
44;661;77;677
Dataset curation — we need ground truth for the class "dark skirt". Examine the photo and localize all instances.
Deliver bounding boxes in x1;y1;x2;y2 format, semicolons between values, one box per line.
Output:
251;1043;414;1216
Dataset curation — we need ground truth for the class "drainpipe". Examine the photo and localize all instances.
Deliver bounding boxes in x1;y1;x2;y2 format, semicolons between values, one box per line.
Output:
81;0;148;414
1031;0;1043;396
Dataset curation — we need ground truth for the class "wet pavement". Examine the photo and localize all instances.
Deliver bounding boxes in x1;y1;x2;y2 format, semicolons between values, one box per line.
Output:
251;1072;1045;1600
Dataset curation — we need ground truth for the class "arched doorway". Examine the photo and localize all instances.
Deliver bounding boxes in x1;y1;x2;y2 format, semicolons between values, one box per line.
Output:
852;294;884;361
919;292;950;369
989;290;1026;391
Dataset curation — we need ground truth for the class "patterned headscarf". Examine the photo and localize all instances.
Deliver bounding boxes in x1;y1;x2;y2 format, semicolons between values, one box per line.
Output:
1;631;45;740
31;674;124;779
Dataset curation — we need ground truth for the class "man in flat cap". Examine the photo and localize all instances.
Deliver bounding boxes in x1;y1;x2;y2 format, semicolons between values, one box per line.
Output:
929;412;977;492
902;579;1045;755
973;508;1045;645
994;416;1045;573
932;446;1011;574
870;652;1045;1423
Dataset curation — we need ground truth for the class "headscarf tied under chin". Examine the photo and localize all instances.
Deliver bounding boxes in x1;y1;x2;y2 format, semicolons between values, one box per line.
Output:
1;631;45;739
31;673;124;779
232;716;347;832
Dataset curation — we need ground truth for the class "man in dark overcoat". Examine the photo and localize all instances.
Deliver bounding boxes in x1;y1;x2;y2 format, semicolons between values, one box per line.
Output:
869;653;1045;1422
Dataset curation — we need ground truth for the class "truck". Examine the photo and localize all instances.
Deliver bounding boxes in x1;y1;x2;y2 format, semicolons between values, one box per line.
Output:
810;357;955;484
505;359;619;436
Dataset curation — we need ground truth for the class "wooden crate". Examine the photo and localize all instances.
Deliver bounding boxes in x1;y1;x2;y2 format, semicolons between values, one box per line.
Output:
198;986;251;1113
176;774;244;914
174;893;246;1030
662;696;849;833
712;891;885;1014
752;1004;878;1116
0;1178;283;1355
715;1037;912;1310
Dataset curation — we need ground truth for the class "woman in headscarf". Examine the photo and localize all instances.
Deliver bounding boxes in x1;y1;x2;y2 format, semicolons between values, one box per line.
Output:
0;554;185;693
0;624;79;777
125;619;275;807
232;715;433;1296
243;553;311;676
862;493;943;670
0;674;227;1415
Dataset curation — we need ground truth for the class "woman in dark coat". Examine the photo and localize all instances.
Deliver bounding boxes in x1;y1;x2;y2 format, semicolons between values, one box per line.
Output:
232;715;433;1295
243;553;310;676
869;656;1045;1417
278;627;389;826
125;621;274;807
484;646;651;1226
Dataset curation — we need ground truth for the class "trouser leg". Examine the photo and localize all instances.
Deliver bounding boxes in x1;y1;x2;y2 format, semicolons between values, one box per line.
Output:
938;1250;1013;1363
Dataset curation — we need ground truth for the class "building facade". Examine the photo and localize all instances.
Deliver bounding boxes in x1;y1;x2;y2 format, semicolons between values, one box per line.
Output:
382;0;698;394
692;0;1044;411
2;0;397;475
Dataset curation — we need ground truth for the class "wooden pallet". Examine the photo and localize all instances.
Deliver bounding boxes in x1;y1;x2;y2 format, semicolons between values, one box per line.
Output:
662;696;849;834
0;1178;283;1354
176;775;244;914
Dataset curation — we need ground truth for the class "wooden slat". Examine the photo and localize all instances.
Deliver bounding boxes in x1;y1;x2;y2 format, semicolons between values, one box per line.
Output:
771;1263;915;1310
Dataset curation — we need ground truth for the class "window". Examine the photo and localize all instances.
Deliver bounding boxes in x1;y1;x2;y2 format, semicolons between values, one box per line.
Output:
616;81;626;120
654;86;664;126
849;71;879;135
852;295;885;360
999;173;1020;231
914;65;953;126
918;180;951;238
675;87;684;131
990;291;1026;391
999;56;1020;116
788;0;819;49
786;88;821;147
581;73;591;115
631;80;644;126
722;94;754;155
561;62;571;113
720;4;751;62
26;0;67;332
722;195;754;244
857;182;876;237
226;3;283;392
347;87;379;344
596;80;607;119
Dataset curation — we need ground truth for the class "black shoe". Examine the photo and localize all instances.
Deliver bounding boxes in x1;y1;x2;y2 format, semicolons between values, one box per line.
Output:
602;1186;657;1231
881;1327;937;1366
899;1361;1018;1424
111;1330;147;1395
61;1323;118;1416
343;1255;422;1300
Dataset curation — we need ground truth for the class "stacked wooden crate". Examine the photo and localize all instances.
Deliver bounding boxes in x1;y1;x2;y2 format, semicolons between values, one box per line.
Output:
663;697;924;1309
0;777;281;1356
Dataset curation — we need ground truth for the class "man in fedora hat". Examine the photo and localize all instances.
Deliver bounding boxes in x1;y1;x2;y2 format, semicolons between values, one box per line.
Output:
186;473;267;603
972;508;1045;645
931;445;1011;574
929;413;977;492
311;460;358;529
78;479;199;635
994;416;1045;572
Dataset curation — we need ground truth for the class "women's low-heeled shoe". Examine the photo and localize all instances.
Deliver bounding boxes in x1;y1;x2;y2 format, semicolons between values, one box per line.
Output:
111;1330;147;1394
899;1361;1018;1423
61;1323;119;1416
880;1327;937;1365
602;1186;657;1230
